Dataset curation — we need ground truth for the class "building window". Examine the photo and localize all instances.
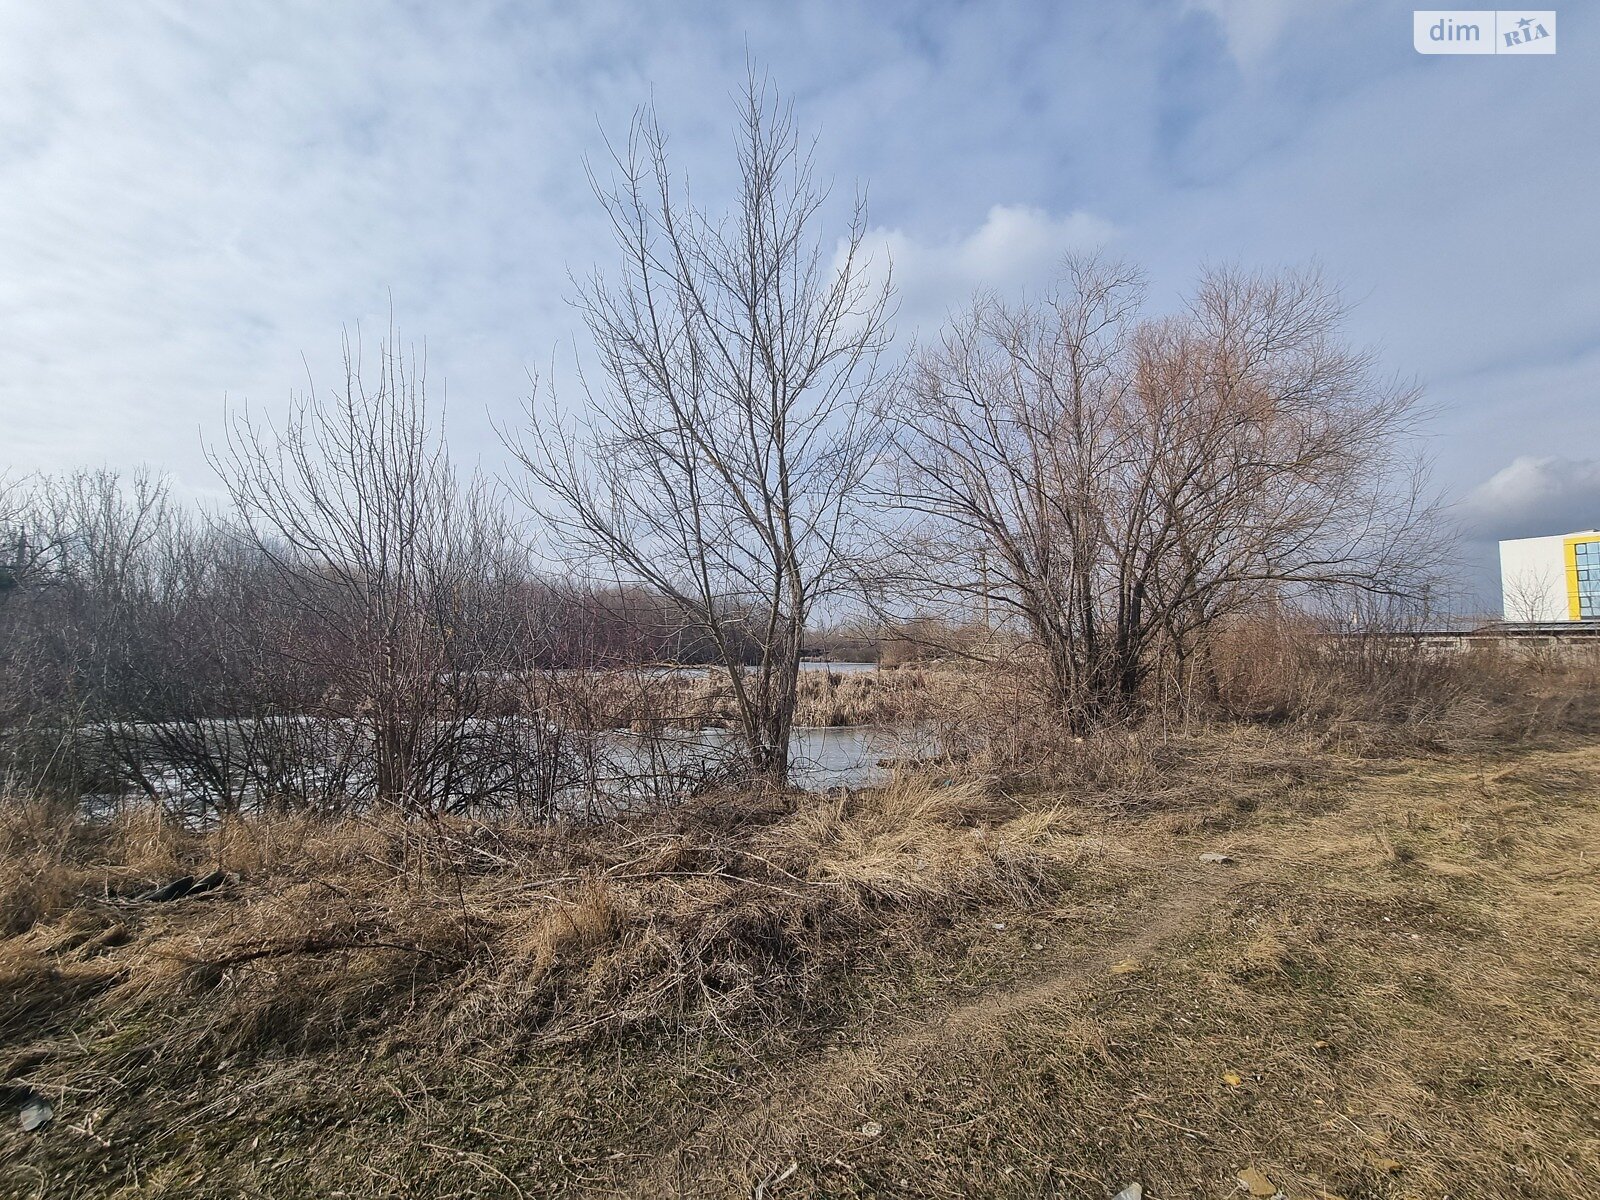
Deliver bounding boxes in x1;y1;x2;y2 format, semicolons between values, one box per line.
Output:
1577;541;1600;618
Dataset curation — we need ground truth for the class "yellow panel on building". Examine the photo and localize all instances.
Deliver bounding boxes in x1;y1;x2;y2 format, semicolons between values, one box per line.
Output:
1566;537;1583;621
1566;535;1600;621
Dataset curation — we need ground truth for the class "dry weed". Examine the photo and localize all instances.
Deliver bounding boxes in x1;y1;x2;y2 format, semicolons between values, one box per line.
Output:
4;684;1600;1198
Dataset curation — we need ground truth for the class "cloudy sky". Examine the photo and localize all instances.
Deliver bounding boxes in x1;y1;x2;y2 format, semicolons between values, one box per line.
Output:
1;1;1595;606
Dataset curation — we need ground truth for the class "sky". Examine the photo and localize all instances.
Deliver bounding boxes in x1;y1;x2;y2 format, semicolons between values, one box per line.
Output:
1;0;1596;609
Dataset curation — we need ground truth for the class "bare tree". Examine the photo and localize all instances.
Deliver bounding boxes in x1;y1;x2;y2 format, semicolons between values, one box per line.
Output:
211;328;523;814
506;72;894;782
0;469;183;800
0;472;35;598
884;256;1444;726
1502;564;1563;623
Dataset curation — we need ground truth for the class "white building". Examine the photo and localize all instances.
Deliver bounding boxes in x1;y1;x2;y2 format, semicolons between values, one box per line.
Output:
1499;530;1600;622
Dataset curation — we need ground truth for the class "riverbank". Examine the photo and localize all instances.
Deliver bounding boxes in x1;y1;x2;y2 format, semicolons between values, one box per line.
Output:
528;662;958;731
3;716;1598;1198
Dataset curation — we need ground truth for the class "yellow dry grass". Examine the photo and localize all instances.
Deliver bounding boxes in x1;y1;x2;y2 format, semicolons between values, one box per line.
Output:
527;663;962;732
625;744;1600;1199
1;724;1598;1198
0;768;1070;1081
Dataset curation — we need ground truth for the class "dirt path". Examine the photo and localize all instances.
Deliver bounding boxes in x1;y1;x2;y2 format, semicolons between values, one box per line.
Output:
626;743;1600;1199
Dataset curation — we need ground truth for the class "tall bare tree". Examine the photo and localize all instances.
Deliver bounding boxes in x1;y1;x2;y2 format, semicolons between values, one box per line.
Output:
885;256;1443;726
507;72;894;782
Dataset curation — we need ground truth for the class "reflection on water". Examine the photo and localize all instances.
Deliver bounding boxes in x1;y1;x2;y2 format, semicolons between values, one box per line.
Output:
77;714;938;823
791;723;936;788
545;661;880;679
601;723;936;794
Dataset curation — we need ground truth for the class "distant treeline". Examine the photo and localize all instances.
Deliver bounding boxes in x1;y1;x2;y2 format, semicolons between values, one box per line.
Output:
0;467;915;810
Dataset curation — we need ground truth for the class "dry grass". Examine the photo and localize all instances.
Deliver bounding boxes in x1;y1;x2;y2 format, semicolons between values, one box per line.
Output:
792;667;955;728
606;741;1600;1199
0;800;190;937
1203;618;1600;751
2;682;1599;1196
926;627;1600;788
0;770;1077;1178
525;664;957;732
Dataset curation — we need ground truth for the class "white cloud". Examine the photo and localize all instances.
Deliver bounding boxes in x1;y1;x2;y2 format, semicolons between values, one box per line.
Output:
1184;0;1295;64
1460;456;1600;541
862;205;1115;336
0;3;736;486
0;0;1593;579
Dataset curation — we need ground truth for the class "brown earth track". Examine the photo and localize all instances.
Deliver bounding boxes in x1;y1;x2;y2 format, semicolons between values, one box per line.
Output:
615;745;1600;1198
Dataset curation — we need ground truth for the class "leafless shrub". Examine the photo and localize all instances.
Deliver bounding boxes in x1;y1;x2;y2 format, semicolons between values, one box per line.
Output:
882;256;1446;730
1200;605;1600;749
208;327;576;819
